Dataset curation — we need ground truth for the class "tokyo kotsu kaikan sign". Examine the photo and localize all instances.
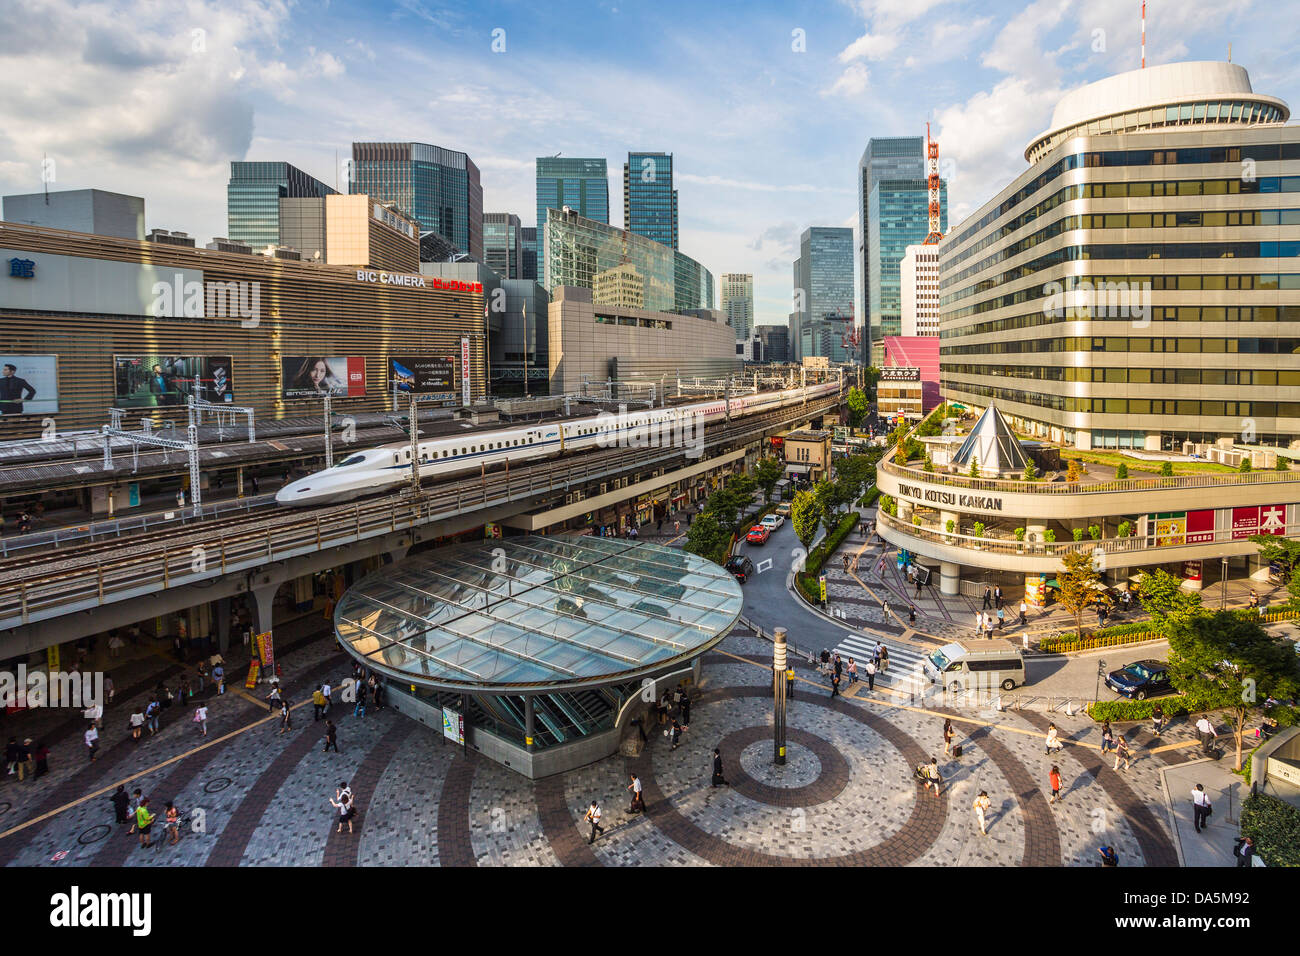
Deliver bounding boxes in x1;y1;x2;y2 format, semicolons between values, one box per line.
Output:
897;481;1003;513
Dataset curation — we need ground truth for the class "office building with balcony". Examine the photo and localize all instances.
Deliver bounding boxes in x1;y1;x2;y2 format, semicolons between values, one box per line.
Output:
624;152;678;250
351;142;483;262
226;161;336;250
793;227;855;363
875;61;1300;603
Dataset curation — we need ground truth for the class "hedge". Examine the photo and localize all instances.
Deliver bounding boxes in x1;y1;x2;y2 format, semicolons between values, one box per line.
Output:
858;487;880;508
795;511;860;601
1086;690;1221;722
1039;631;1162;653
1240;793;1300;867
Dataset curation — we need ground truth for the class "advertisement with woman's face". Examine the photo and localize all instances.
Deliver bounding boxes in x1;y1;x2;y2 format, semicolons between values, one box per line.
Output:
280;356;366;399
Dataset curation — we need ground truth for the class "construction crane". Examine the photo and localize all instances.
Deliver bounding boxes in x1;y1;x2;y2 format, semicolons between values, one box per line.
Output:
923;121;943;245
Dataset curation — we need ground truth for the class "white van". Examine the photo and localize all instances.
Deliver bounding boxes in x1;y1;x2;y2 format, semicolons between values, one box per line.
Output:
922;639;1025;692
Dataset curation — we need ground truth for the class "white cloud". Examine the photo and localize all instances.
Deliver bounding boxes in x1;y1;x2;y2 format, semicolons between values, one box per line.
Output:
837;32;898;63
824;62;871;97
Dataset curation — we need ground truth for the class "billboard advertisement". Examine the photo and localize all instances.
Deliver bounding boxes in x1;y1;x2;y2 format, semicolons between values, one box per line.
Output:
114;355;233;407
0;354;58;416
1232;505;1287;539
389;355;455;394
280;356;366;399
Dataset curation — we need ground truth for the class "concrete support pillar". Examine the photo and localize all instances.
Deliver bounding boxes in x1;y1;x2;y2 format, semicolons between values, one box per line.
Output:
940;561;961;596
524;695;535;750
1025;522;1046;543
216;597;232;654
692;655;702;687
386;546;410;564
897;499;913;522
251;583;277;639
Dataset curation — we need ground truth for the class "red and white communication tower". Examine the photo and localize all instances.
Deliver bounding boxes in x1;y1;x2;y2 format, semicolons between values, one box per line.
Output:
923;121;943;245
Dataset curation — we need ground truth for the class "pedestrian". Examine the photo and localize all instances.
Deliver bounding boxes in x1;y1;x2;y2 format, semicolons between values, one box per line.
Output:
909;606;917;625
878;644;889;673
865;658;877;691
1098;845;1119;867
321;680;331;715
108;631;124;659
12;738;31;782
323;720;338;753
279;698;292;734
1048;765;1062;806
165;802;182;845
923;757;942;797
872;642;882;669
833;653;843;682
1100;720;1115;754
136;798;156;848
973;611;982;636
973;790;991;835
627;774;645;813
830;671;840;699
994;586;1003;609
353;680;367;719
847;657;857;686
267;680;282;711
670;718;684;750
1045;723;1063;755
1234;835;1255;867
943;718;955;757
982;586;991;609
111;784;131;825
996;607;1005;630
312;686;325;721
84;723;99;762
145;697;160;735
213;662;225;695
250;475;259;494
130;708;145;741
193;702;208;737
915;578;922;598
330;790;354;834
195;662;206;693
680;691;691;725
786;665;795;699
585;801;604;844
33;740;48;778
127;788;143;834
673;519;680;535
882;599;890;621
371;679;385;712
1019;601;1028;626
1151;704;1165;737
1191;784;1212;833
1196;715;1218;756
712;747;730;787
1113;735;1133;771
843;553;850;574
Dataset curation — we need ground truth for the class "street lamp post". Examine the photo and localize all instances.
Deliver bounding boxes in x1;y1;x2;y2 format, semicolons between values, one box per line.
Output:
773;626;788;765
1221;556;1229;609
1095;659;1107;705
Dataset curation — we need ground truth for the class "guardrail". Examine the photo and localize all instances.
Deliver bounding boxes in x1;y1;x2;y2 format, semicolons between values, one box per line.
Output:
880;456;1300;495
0;398;839;629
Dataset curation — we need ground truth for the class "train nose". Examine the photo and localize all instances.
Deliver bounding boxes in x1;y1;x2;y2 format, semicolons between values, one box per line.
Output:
275;479;314;505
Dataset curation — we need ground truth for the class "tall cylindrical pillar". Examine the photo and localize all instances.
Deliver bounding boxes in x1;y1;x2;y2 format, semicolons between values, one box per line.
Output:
773;626;788;765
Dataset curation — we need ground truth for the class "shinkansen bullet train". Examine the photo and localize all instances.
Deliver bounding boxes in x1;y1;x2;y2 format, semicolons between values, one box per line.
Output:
276;381;839;506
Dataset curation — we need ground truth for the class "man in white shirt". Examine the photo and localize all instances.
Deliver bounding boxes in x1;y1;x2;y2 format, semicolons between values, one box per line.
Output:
585;800;604;844
1196;716;1217;755
627;774;644;813
1191;783;1212;833
321;682;332;716
84;724;99;762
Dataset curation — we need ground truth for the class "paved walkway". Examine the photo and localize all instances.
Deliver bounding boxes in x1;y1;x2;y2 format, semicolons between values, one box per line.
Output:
0;626;1188;867
1161;757;1249;867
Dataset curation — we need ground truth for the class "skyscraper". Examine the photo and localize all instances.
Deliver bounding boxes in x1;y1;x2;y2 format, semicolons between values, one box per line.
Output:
857;138;925;362
624;152;678;250
900;244;940;336
536;157;609;271
720;273;754;341
793;227;854;363
520;226;538;281
868;177;946;365
483;213;522;278
227;161;336;249
350;142;483;262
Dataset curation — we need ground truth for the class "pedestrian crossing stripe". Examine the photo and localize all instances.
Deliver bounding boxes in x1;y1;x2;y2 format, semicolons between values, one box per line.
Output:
828;633;930;688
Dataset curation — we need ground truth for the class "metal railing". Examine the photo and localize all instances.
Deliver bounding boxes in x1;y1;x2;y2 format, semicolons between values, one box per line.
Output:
0;398;839;629
880;456;1300;496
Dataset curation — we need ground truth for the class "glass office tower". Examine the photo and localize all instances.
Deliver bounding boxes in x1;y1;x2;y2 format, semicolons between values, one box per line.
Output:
227;161;336;250
869;178;946;364
483;213;522;278
351;142;483;262
521;226;538;281
793;227;855;363
857;138;926;363
720;273;754;341
536;157;609;269
624;152;678;250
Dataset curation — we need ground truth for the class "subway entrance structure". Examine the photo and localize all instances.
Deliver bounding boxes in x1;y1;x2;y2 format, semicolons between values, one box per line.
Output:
333;533;742;777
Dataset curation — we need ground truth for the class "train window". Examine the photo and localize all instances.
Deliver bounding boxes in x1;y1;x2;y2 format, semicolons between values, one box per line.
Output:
334;454;366;468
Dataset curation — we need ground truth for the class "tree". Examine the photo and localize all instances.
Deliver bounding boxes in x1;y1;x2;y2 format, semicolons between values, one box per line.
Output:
1116;463;1128;479
1057;550;1105;638
835;453;875;500
1240;458;1252;473
1166;612;1300;771
1249;534;1300;611
1160;461;1174;477
813;477;852;536
753;456;783;503
791;488;821;551
1066;459;1082;482
684;511;731;565
845;386;868;427
1023;458;1038;481
968;457;979;477
1137;569;1206;631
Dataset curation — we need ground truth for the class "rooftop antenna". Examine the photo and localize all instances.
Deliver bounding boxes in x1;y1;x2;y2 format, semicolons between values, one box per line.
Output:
1228;42;1232;62
923;122;942;245
1141;0;1146;69
43;152;49;204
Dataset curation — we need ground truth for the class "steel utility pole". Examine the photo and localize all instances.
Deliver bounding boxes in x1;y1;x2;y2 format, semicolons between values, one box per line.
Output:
409;393;420;493
773;626;788;765
323;392;333;469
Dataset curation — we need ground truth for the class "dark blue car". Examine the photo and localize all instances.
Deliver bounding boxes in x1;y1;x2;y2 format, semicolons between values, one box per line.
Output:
1105;659;1173;700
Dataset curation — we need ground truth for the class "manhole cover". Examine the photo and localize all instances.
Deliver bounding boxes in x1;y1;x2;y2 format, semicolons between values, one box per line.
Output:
203;777;232;794
78;824;112;846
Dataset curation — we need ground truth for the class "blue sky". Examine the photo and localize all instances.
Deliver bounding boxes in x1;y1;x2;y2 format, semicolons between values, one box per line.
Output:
2;0;1298;326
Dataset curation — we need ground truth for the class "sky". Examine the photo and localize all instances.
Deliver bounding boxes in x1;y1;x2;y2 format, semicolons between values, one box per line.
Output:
2;0;1298;327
